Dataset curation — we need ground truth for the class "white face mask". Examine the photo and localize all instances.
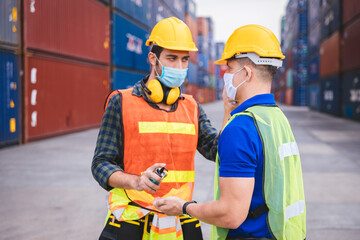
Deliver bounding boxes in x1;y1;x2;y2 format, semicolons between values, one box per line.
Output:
224;67;247;100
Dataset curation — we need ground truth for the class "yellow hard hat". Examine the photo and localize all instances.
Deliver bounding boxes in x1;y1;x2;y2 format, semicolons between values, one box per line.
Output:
215;24;285;65
146;17;198;52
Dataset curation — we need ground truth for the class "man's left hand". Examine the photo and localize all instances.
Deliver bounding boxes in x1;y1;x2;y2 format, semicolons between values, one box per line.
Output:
153;197;186;216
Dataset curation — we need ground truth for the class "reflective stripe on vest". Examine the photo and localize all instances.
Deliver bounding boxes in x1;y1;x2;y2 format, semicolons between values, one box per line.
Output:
211;105;306;240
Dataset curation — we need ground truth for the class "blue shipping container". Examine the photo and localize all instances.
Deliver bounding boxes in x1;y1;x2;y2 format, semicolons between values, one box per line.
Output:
197;69;209;87
308;54;320;82
321;0;341;40
113;0;152;28
112;13;150;72
198;53;209;72
296;62;308;83
187;62;198;85
163;0;185;20
185;0;196;19
342;69;360;120
151;0;172;28
112;69;146;90
293;84;307;106
0;50;20;145
215;42;225;60
308;0;321;30
198;35;208;53
308;23;321;56
0;0;20;47
296;37;308;59
321;75;341;115
307;82;321;110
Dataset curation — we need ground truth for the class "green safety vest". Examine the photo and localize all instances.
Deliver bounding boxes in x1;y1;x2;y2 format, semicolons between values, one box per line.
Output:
211;105;306;240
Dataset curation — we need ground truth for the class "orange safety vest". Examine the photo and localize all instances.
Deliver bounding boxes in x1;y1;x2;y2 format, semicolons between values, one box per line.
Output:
105;88;199;212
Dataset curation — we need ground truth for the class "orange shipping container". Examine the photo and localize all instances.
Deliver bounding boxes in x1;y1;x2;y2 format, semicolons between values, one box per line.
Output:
341;17;360;72
24;54;110;141
285;88;293;105
320;32;340;77
342;0;360;25
197;17;209;37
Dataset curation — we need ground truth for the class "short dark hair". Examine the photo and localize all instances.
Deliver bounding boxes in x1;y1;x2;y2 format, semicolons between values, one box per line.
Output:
235;57;278;81
150;45;164;59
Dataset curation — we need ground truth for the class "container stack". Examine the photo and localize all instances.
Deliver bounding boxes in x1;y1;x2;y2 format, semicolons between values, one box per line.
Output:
341;0;360;121
215;42;226;100
111;0;152;89
319;0;342;116
307;0;321;110
22;0;111;142
0;0;20;146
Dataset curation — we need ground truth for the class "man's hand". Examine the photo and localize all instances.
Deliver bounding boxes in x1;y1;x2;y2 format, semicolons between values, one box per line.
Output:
136;163;167;194
153;197;186;216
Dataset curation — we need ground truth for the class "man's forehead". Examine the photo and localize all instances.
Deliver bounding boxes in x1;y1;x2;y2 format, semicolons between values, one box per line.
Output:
162;48;189;56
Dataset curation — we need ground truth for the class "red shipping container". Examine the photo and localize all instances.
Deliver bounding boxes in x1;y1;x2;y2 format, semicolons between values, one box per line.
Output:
24;0;110;64
343;0;360;25
24;54;110;141
320;32;340;77
185;14;198;64
341;18;360;72
184;83;198;99
197;17;209;37
285;88;293;105
208;59;215;75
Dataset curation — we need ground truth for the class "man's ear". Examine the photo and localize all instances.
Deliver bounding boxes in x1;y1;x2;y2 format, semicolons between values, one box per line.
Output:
244;65;253;81
148;52;157;66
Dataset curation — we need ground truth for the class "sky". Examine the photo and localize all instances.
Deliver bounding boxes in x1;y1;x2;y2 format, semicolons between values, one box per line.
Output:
195;0;289;43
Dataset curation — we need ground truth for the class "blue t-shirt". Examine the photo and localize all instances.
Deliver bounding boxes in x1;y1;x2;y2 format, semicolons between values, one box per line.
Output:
218;94;276;238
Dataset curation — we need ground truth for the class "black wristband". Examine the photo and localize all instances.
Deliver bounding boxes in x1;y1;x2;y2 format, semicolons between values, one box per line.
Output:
182;200;197;215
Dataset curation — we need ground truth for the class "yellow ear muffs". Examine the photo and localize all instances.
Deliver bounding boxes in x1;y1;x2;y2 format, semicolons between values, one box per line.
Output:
147;79;164;103
166;87;180;105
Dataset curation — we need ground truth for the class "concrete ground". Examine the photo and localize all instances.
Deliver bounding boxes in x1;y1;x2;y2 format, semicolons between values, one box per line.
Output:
0;101;359;239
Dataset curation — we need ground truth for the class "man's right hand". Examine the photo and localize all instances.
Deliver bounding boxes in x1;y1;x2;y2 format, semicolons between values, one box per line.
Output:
136;163;167;194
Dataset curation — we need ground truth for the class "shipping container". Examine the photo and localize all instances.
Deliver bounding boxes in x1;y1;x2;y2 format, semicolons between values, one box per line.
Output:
285;88;293;105
198;53;209;72
342;0;360;25
286;68;293;88
285;48;293;69
0;50;20;145
308;22;321;56
342;69;360;120
215;42;225;61
308;53;320;82
320;31;340;77
296;62;308;84
151;0;174;28
112;68;146;90
24;54;110;141
185;14;198;63
24;0;110;64
197;69;209;87
185;0;196;19
197;17;209;37
296;37;308;59
113;0;152;28
186;62;198;85
341;17;360;72
163;0;185;20
112;12;150;72
198;35;209;53
294;12;308;37
308;0;321;30
321;0;341;40
307;82;321;110
321;75;341;115
208;59;215;75
184;83;198;99
293;84;307;106
0;0;20;48
208;74;216;88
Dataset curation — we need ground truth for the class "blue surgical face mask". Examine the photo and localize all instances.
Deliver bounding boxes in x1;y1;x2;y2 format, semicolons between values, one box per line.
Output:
155;57;188;88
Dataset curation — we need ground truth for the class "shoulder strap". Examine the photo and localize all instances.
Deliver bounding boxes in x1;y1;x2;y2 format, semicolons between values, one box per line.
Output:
247;203;269;219
104;90;121;111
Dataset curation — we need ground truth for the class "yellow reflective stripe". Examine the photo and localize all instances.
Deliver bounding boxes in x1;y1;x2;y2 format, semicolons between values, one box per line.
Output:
162;171;195;183
139;122;195;135
181;218;198;224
